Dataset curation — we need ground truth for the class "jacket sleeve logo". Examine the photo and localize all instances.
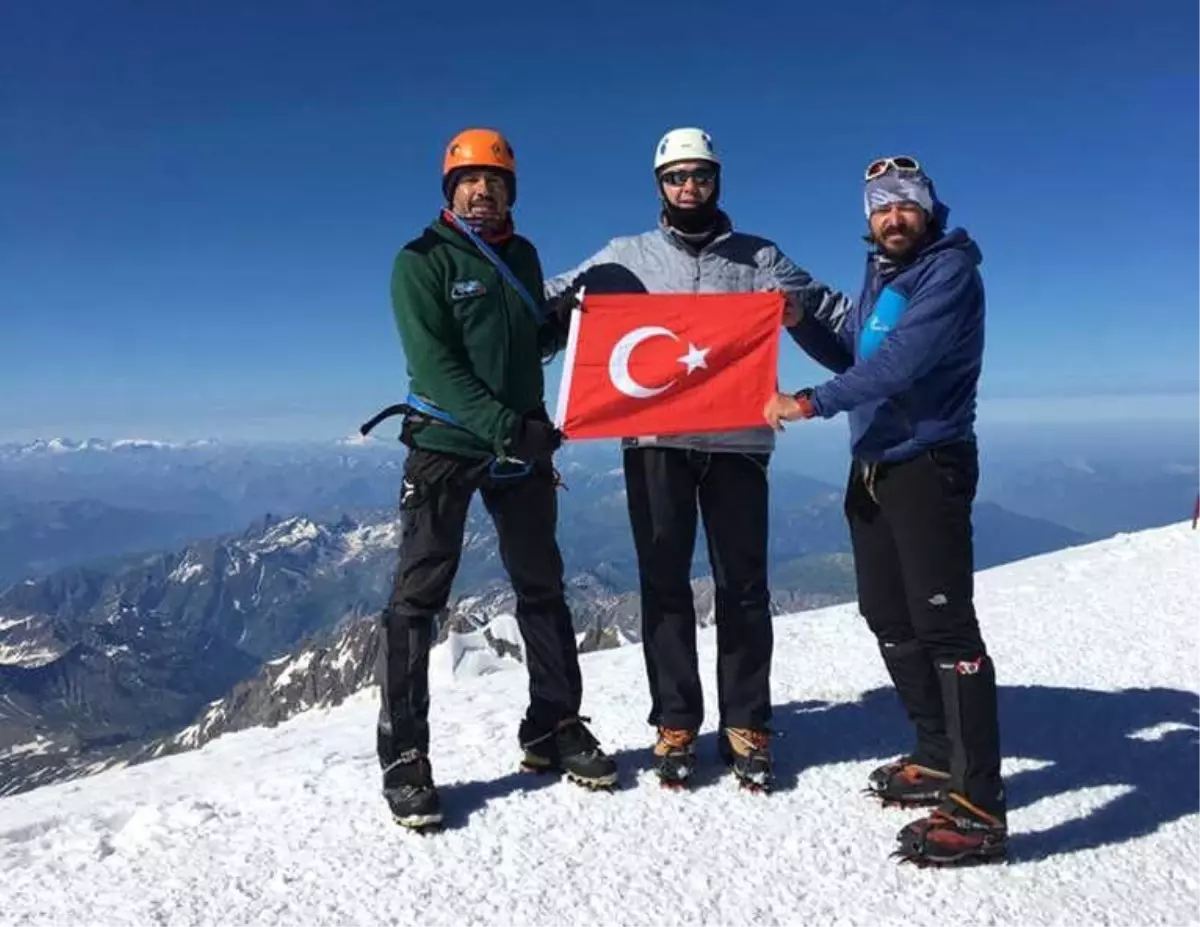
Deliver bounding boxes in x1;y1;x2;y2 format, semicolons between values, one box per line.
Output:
858;286;909;359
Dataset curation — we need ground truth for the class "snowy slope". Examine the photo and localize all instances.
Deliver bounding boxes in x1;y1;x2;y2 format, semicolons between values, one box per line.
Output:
1;524;1197;926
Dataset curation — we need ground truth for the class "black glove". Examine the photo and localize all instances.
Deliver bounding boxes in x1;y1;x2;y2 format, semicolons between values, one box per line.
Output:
545;279;585;330
506;418;563;461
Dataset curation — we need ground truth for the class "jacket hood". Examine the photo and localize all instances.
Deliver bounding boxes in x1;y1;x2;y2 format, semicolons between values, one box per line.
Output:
917;226;982;266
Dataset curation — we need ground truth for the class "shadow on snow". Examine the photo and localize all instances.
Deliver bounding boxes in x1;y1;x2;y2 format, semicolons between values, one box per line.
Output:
435;683;1199;864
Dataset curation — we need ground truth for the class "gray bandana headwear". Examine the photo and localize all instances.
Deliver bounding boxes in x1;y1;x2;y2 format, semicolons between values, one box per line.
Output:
864;170;936;218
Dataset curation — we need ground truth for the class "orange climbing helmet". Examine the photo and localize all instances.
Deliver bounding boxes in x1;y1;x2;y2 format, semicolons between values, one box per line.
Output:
443;128;516;175
442;128;517;204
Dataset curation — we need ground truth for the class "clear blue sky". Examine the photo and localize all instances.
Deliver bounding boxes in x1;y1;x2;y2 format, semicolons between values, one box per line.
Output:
3;0;1196;441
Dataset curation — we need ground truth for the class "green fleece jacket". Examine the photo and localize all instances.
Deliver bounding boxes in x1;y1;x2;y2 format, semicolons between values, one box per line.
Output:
389;215;563;459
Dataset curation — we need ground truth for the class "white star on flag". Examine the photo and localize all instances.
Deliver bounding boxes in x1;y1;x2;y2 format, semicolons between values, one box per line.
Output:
677;343;710;375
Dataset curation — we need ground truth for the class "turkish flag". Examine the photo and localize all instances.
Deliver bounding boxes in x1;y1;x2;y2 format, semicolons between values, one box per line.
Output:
552;291;783;440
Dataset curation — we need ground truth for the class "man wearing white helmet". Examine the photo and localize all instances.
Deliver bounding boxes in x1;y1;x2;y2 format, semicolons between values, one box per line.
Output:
544;127;851;792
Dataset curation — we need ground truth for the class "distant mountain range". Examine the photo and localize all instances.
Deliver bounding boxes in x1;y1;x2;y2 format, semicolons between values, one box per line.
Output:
0;499;229;589
0;450;1092;797
1;438;217;455
0;436;408;585
984;458;1198;538
3;432;1191;798
0;435;405;526
4;433;1193;556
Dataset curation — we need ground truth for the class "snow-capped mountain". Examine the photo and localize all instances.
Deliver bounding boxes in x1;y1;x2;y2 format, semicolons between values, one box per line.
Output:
0;437;598;585
0;455;1096;799
0;491;694;796
3;432;1139;597
131;575;710;766
136;611;532;764
0;511;403;796
0;438;215;456
0;436;409;545
1;523;1195;925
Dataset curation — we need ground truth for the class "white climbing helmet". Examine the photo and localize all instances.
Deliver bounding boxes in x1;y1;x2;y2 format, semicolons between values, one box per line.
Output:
653;127;720;172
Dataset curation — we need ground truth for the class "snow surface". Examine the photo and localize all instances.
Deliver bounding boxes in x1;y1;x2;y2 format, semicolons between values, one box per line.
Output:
486;613;525;654
1;524;1198;926
429;627;520;686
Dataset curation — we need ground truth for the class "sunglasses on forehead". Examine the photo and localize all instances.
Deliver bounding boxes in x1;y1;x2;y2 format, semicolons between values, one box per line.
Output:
865;155;921;181
659;166;717;187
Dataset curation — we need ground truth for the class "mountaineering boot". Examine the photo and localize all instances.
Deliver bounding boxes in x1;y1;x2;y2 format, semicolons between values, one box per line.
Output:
865;756;951;808
718;727;773;792
892;792;1008;867
519;716;619;789
890;653;1007;865
652;727;697;789
382;750;442;832
877;637;951;772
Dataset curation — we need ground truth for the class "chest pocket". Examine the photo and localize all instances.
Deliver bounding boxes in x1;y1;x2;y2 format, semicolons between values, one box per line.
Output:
858;286;909;360
447;272;503;330
450;278;488;301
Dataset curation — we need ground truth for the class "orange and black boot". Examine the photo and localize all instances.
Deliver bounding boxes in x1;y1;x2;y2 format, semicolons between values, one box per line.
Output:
865;756;951;807
892;654;1007;865
871;638;952;807
653;727;697;789
719;727;773;792
892;792;1008;867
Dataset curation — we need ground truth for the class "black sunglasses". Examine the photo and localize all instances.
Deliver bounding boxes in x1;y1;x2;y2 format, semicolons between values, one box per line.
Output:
659;166;717;187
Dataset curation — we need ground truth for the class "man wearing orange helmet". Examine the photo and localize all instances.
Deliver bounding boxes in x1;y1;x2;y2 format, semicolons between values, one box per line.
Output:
366;128;617;832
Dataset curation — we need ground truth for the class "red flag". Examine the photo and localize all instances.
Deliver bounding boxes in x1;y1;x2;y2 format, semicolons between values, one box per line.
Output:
553;291;783;440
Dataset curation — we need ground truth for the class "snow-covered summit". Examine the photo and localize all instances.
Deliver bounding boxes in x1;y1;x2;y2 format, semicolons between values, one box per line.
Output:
1;523;1197;925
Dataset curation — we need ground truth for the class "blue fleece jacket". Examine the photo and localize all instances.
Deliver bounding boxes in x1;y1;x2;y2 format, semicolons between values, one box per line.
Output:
789;227;985;463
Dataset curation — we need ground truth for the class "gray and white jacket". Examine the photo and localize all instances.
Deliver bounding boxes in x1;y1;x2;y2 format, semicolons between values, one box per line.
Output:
544;212;853;453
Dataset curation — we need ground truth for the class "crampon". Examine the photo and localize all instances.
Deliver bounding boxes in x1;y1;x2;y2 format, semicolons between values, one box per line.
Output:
719;727;778;793
653;727;697;790
890;793;1008;868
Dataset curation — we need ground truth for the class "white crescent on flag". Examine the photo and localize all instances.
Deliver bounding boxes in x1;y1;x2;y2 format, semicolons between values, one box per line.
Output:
608;326;678;398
